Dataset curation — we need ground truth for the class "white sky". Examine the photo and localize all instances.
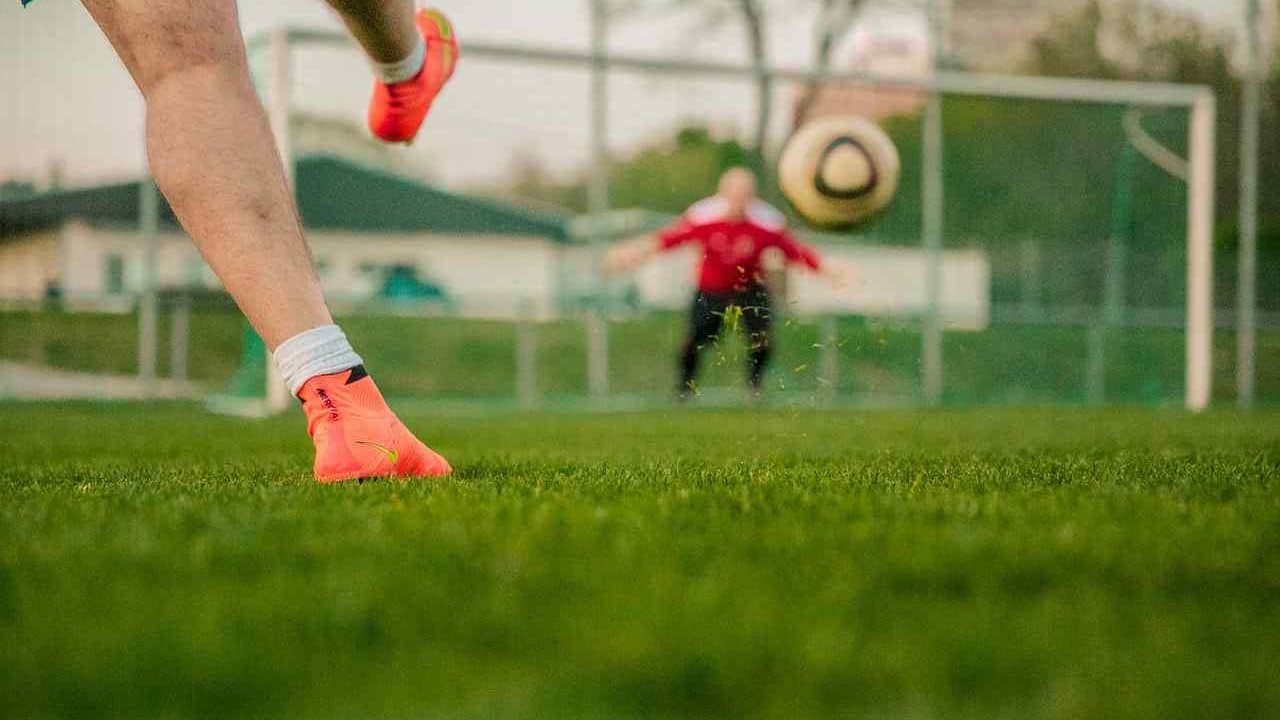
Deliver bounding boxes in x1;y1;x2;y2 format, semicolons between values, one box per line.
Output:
0;0;1244;189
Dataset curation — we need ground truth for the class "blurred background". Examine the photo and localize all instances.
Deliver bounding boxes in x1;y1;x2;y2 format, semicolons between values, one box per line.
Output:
1;0;1276;411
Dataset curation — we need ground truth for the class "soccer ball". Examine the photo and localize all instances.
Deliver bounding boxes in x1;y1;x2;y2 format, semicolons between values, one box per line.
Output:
777;115;901;229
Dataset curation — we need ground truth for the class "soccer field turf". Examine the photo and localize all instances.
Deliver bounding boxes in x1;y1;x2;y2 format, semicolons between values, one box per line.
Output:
1;404;1278;718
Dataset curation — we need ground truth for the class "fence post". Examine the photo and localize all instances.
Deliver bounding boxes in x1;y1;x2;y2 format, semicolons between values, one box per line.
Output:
1237;0;1262;409
820;315;839;406
137;179;160;389
516;306;538;410
586;307;609;403
920;0;946;408
1019;238;1041;321
169;294;190;383
1086;319;1105;406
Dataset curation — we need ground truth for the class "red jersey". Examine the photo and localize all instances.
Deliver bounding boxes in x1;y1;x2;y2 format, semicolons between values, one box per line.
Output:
657;197;822;293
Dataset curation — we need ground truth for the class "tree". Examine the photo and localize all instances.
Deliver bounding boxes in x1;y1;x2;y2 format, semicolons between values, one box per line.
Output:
1022;0;1280;307
738;0;772;163
634;0;775;164
506;153;587;212
0;180;37;201
795;0;869;125
608;125;757;212
493;124;756;214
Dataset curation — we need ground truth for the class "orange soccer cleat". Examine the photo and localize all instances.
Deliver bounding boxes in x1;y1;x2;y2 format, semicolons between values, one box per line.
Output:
299;366;452;483
367;8;460;144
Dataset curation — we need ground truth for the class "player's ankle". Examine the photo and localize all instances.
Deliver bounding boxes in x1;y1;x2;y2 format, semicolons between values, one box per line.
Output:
272;324;364;397
371;35;426;85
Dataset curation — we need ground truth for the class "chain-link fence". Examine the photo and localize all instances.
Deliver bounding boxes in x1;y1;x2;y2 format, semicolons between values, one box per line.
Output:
2;14;1276;409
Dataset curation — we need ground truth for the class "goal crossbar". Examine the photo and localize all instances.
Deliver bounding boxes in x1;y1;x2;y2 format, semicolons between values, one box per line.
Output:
258;30;1208;108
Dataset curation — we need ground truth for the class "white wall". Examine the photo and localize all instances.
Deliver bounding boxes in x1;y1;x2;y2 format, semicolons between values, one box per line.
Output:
62;224;209;301
0;228;59;301
633;243;991;329
2;223;563;317
5;225;989;326
308;232;559;316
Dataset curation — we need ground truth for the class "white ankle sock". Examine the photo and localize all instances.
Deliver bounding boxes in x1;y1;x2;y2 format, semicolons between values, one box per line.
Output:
371;35;426;84
272;324;364;396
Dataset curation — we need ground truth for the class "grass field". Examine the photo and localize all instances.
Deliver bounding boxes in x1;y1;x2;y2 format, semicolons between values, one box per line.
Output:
2;403;1278;719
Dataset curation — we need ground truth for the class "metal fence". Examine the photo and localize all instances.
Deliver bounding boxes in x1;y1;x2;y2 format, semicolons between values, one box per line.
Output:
3;293;1278;407
6;6;1273;412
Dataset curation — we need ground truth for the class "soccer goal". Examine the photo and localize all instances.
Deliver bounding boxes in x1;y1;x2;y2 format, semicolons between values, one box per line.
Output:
179;22;1216;414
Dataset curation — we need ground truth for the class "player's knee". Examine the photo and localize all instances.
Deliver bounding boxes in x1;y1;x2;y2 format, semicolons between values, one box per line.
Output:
141;43;248;98
105;7;248;96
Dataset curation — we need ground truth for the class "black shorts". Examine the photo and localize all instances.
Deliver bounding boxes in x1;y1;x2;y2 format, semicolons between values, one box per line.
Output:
689;283;772;342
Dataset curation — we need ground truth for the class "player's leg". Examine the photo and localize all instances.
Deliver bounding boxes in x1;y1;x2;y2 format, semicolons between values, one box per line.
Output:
678;292;727;398
323;0;420;63
80;0;329;348
741;284;774;394
80;0;449;481
321;0;460;143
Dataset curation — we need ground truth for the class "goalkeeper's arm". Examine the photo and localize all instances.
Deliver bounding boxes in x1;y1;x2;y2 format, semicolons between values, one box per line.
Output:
603;219;698;276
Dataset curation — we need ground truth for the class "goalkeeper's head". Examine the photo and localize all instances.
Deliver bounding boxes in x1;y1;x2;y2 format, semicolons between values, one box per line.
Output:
718;167;757;220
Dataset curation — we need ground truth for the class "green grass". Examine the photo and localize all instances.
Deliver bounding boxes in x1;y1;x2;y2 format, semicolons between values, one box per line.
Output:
1;404;1278;719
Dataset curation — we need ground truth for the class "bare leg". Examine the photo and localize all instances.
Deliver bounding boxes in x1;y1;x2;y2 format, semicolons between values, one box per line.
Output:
323;0;419;64
80;0;452;481
80;0;331;349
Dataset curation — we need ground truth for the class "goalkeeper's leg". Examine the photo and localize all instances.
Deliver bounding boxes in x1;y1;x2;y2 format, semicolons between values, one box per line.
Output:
678;292;727;400
742;285;773;395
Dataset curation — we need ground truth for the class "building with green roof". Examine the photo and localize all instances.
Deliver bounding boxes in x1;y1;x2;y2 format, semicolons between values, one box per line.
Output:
0;155;573;316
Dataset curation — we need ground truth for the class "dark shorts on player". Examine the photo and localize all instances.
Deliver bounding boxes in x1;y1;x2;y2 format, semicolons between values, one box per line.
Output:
688;284;772;343
679;283;773;394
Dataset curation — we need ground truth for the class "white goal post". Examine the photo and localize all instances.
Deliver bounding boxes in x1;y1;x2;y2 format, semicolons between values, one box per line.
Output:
244;28;1217;412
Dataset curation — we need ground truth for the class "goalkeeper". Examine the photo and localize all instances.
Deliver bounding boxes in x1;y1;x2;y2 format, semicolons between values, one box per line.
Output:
606;168;850;399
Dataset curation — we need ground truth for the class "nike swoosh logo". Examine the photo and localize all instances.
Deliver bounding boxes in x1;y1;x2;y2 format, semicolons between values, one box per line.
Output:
355;440;398;464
